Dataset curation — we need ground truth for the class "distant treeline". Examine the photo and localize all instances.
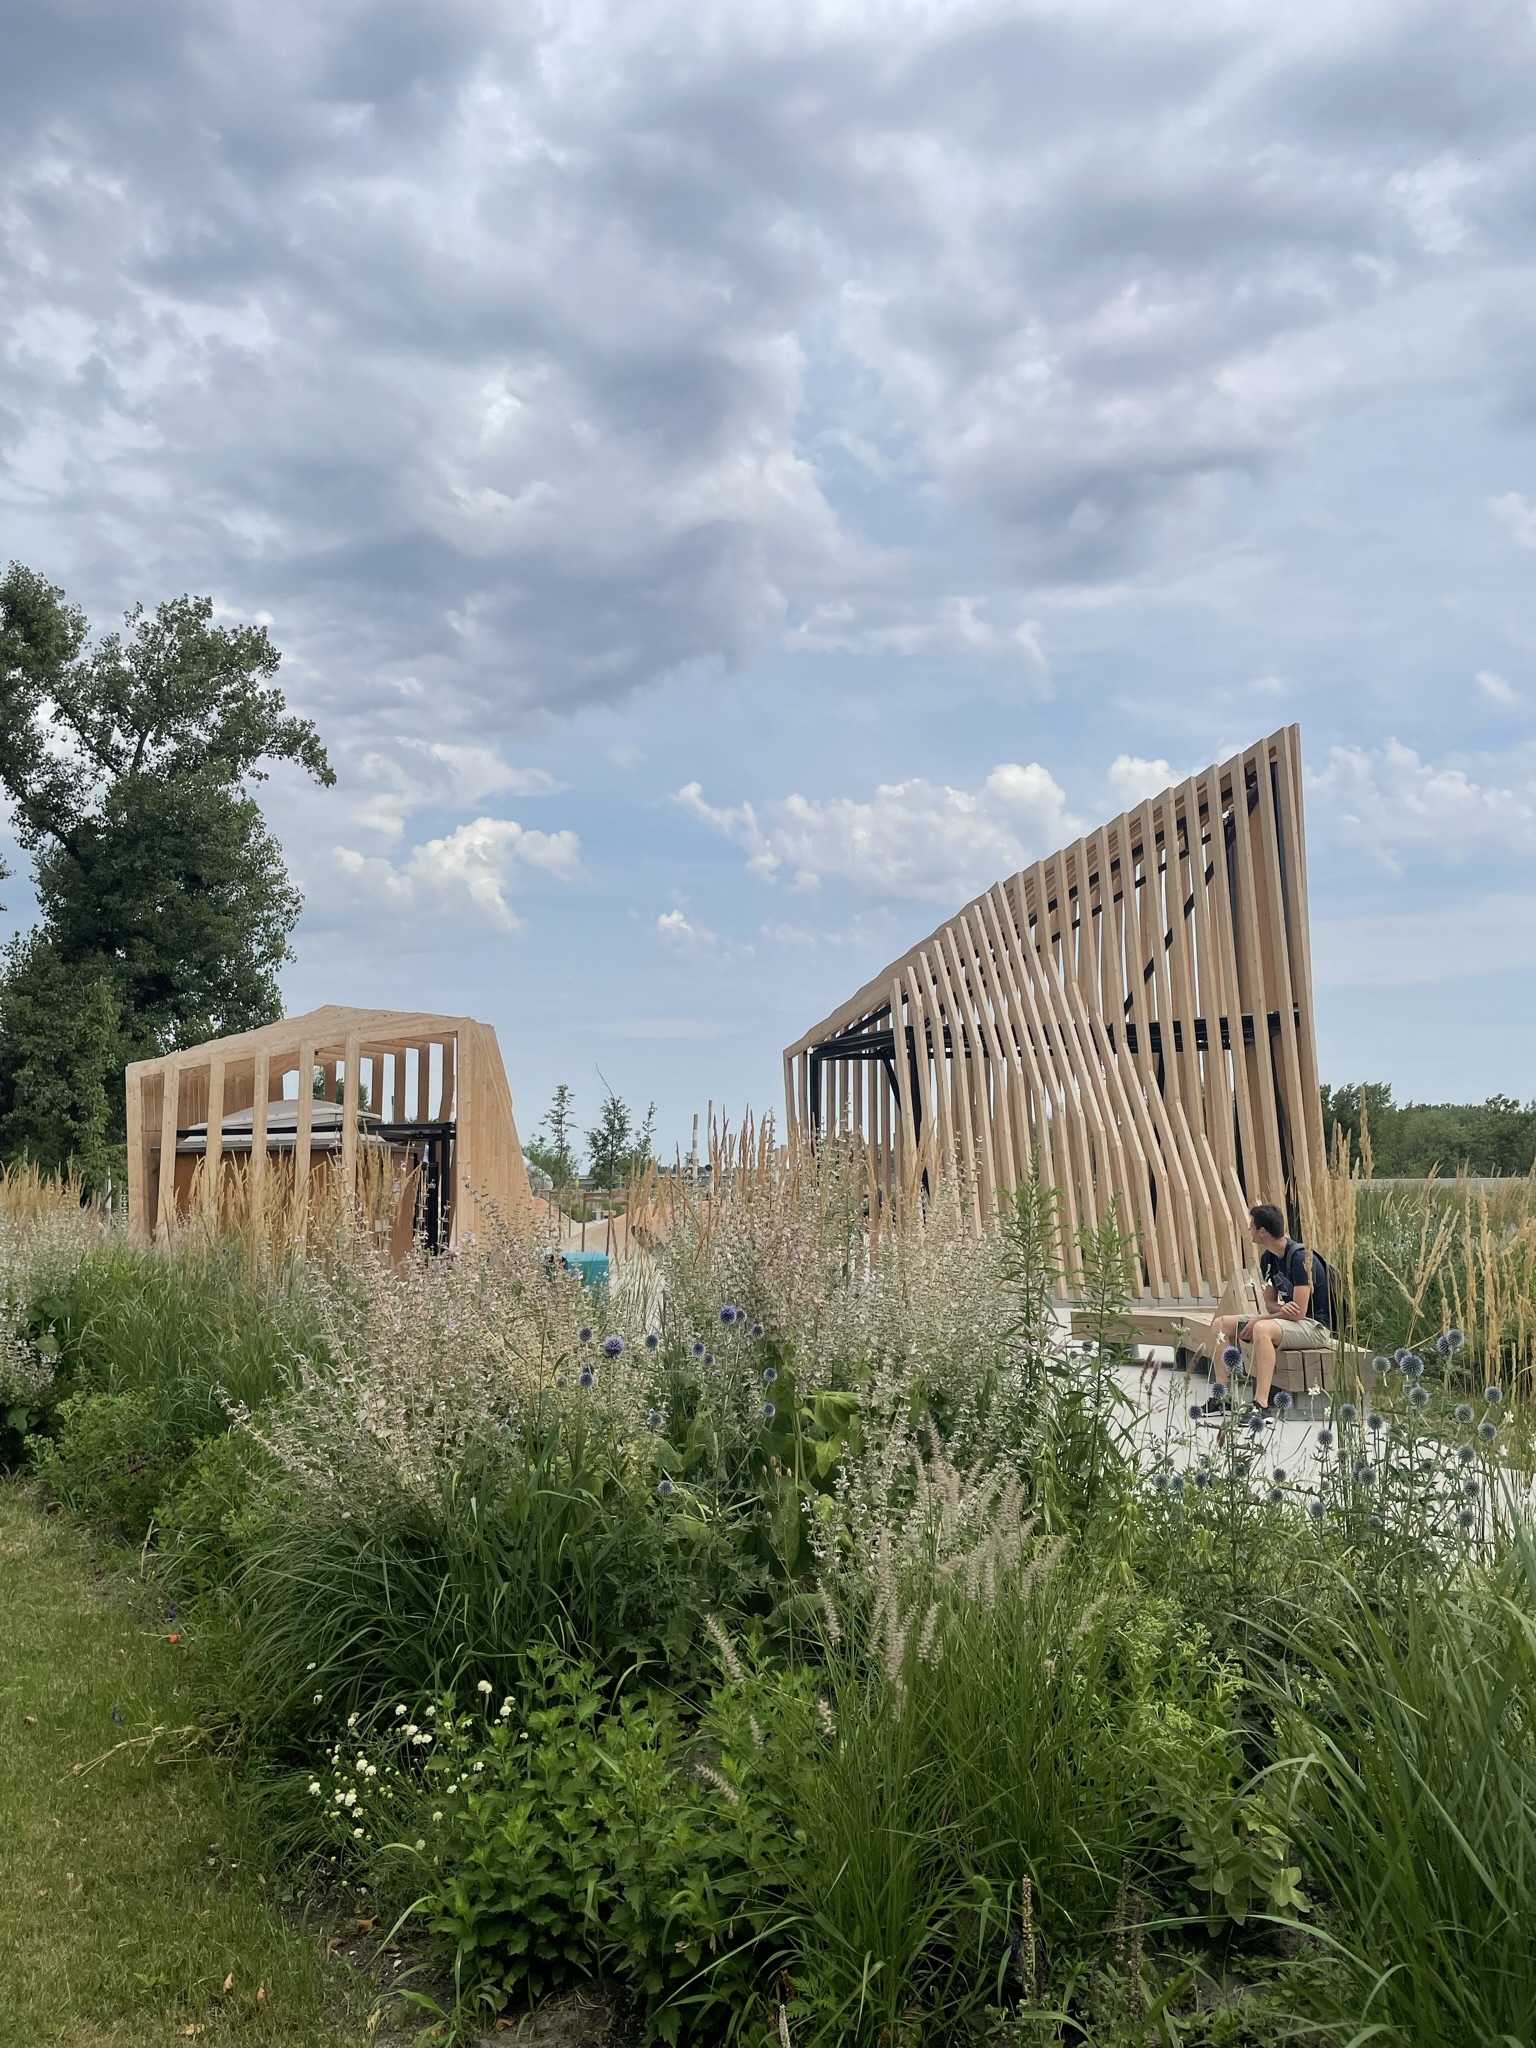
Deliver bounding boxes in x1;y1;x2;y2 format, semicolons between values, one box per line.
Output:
1320;1083;1536;1180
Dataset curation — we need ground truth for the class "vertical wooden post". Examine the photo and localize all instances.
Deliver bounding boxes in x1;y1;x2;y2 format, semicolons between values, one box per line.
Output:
156;1059;181;1237
294;1040;315;1238
251;1051;270;1197
341;1031;360;1201
203;1057;226;1220
126;1068;148;1239
454;1026;475;1246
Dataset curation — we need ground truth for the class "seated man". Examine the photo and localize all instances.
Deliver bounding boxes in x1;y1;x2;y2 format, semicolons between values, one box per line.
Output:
1201;1202;1333;1417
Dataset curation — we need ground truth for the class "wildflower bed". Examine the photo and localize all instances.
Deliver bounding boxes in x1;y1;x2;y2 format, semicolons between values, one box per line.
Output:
4;1150;1536;2047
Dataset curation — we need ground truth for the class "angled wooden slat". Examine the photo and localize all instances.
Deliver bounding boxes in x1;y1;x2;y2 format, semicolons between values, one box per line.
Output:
784;726;1322;1309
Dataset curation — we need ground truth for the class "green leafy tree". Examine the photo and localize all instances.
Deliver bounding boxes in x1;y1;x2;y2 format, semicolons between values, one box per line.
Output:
527;1082;580;1188
0;564;334;1181
585;1077;656;1189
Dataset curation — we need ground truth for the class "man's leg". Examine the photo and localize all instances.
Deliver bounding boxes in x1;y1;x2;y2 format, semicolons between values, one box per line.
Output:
1250;1319;1281;1407
1211;1315;1242;1385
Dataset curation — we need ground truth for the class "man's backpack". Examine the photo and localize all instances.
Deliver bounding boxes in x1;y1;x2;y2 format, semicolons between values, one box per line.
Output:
1308;1248;1341;1333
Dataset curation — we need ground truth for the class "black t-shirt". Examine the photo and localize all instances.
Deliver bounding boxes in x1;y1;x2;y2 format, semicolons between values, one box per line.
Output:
1261;1239;1312;1307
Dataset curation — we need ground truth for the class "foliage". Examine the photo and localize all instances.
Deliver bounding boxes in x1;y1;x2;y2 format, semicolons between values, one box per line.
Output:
1322;1079;1536;1179
526;1081;581;1188
585;1075;658;1187
0;563;334;1181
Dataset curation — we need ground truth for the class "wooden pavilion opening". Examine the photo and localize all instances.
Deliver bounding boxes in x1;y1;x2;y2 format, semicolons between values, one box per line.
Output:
125;1005;531;1255
783;727;1325;1337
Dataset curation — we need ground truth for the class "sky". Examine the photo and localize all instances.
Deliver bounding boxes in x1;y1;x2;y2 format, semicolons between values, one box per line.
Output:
3;0;1536;1157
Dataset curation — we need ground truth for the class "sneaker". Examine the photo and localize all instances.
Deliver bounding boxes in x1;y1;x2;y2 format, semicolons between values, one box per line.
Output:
1198;1386;1230;1417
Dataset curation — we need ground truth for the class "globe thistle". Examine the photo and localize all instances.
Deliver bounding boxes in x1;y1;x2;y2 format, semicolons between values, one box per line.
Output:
1446;1328;1465;1351
555;1373;568;1390
1393;1348;1410;1366
1367;1412;1385;1433
761;1401;776;1421
602;1333;625;1357
1222;1344;1243;1368
578;1367;595;1390
1308;1498;1325;1521
1455;1403;1474;1423
1407;1384;1430;1409
691;1341;706;1358
1340;1402;1359;1424
1268;1487;1285;1505
644;1332;660;1350
1355;1462;1374;1485
1194;1468;1213;1489
1373;1355;1394;1376
1189;1402;1204;1420
1273;1388;1293;1412
1169;1473;1186;1494
1316;1427;1335;1450
1247;1413;1266;1434
1485;1385;1504;1405
1273;1467;1288;1484
1436;1333;1453;1357
762;1366;778;1385
750;1322;764;1339
704;1351;715;1367
1368;1513;1385;1530
646;1409;666;1431
719;1305;738;1324
578;1327;593;1344
1457;1443;1476;1465
1462;1476;1480;1498
656;1477;677;1499
1455;1506;1476;1530
1402;1353;1424;1379
1478;1419;1498;1443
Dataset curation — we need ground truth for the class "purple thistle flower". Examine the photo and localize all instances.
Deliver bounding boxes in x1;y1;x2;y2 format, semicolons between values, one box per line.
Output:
749;1322;764;1339
1408;1384;1430;1408
1222;1344;1242;1368
644;1332;660;1350
1339;1402;1359;1424
1273;1389;1293;1412
1308;1498;1325;1520
761;1400;776;1420
647;1409;665;1430
578;1327;593;1344
602;1333;624;1357
1194;1469;1212;1488
1446;1328;1465;1351
704;1352;715;1367
762;1366;778;1385
719;1305;738;1324
1268;1487;1284;1505
1457;1444;1476;1465
1457;1507;1476;1530
1454;1403;1474;1423
691;1341;705;1358
578;1367;595;1390
656;1478;674;1498
1373;1355;1394;1375
1485;1385;1504;1405
1316;1427;1335;1450
1478;1419;1498;1442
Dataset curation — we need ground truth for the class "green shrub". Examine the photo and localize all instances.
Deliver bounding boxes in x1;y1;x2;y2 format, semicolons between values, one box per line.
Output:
30;1389;193;1537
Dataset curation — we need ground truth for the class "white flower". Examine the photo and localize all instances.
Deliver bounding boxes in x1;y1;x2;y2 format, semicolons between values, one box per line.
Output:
414;1838;426;1852
498;1702;512;1719
473;1760;485;1772
312;1692;324;1704
308;1781;322;1795
403;1724;419;1738
347;1713;359;1728
353;1827;364;1838
425;1705;437;1719
476;1680;493;1695
394;1704;407;1717
307;1662;317;1672
431;1811;443;1823
365;1764;378;1778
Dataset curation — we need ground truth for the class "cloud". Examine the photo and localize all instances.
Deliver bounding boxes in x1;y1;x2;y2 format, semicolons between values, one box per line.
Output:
1476;669;1523;709
335;815;580;929
678;762;1076;902
1106;754;1176;810
1490;492;1536;550
350;741;562;839
1308;741;1536;867
787;597;1049;682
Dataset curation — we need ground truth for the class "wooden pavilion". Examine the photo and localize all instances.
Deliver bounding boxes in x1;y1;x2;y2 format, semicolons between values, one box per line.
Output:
125;1006;531;1253
784;727;1326;1334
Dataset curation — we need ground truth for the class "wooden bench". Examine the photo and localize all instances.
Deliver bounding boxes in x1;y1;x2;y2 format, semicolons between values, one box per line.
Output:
1067;1280;1374;1398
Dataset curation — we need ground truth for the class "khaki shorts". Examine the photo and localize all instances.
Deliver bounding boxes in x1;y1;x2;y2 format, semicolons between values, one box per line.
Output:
1238;1316;1332;1351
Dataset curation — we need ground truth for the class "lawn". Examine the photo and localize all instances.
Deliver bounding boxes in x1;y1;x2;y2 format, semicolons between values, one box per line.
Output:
0;1483;370;2048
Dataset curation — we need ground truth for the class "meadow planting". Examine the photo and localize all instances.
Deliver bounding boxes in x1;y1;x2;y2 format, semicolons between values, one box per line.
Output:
3;1146;1536;2047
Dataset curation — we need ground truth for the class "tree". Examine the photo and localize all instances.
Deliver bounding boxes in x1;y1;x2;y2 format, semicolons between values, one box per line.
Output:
585;1076;656;1189
526;1082;580;1188
0;564;334;1182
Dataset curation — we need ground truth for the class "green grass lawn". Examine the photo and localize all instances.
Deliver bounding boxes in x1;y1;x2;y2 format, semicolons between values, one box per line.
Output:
0;1482;371;2048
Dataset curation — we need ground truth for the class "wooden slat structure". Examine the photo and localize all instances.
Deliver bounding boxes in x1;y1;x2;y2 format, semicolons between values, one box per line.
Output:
125;1005;531;1252
784;727;1325;1308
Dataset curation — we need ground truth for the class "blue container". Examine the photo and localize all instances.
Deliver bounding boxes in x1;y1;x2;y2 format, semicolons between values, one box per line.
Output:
563;1250;610;1291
